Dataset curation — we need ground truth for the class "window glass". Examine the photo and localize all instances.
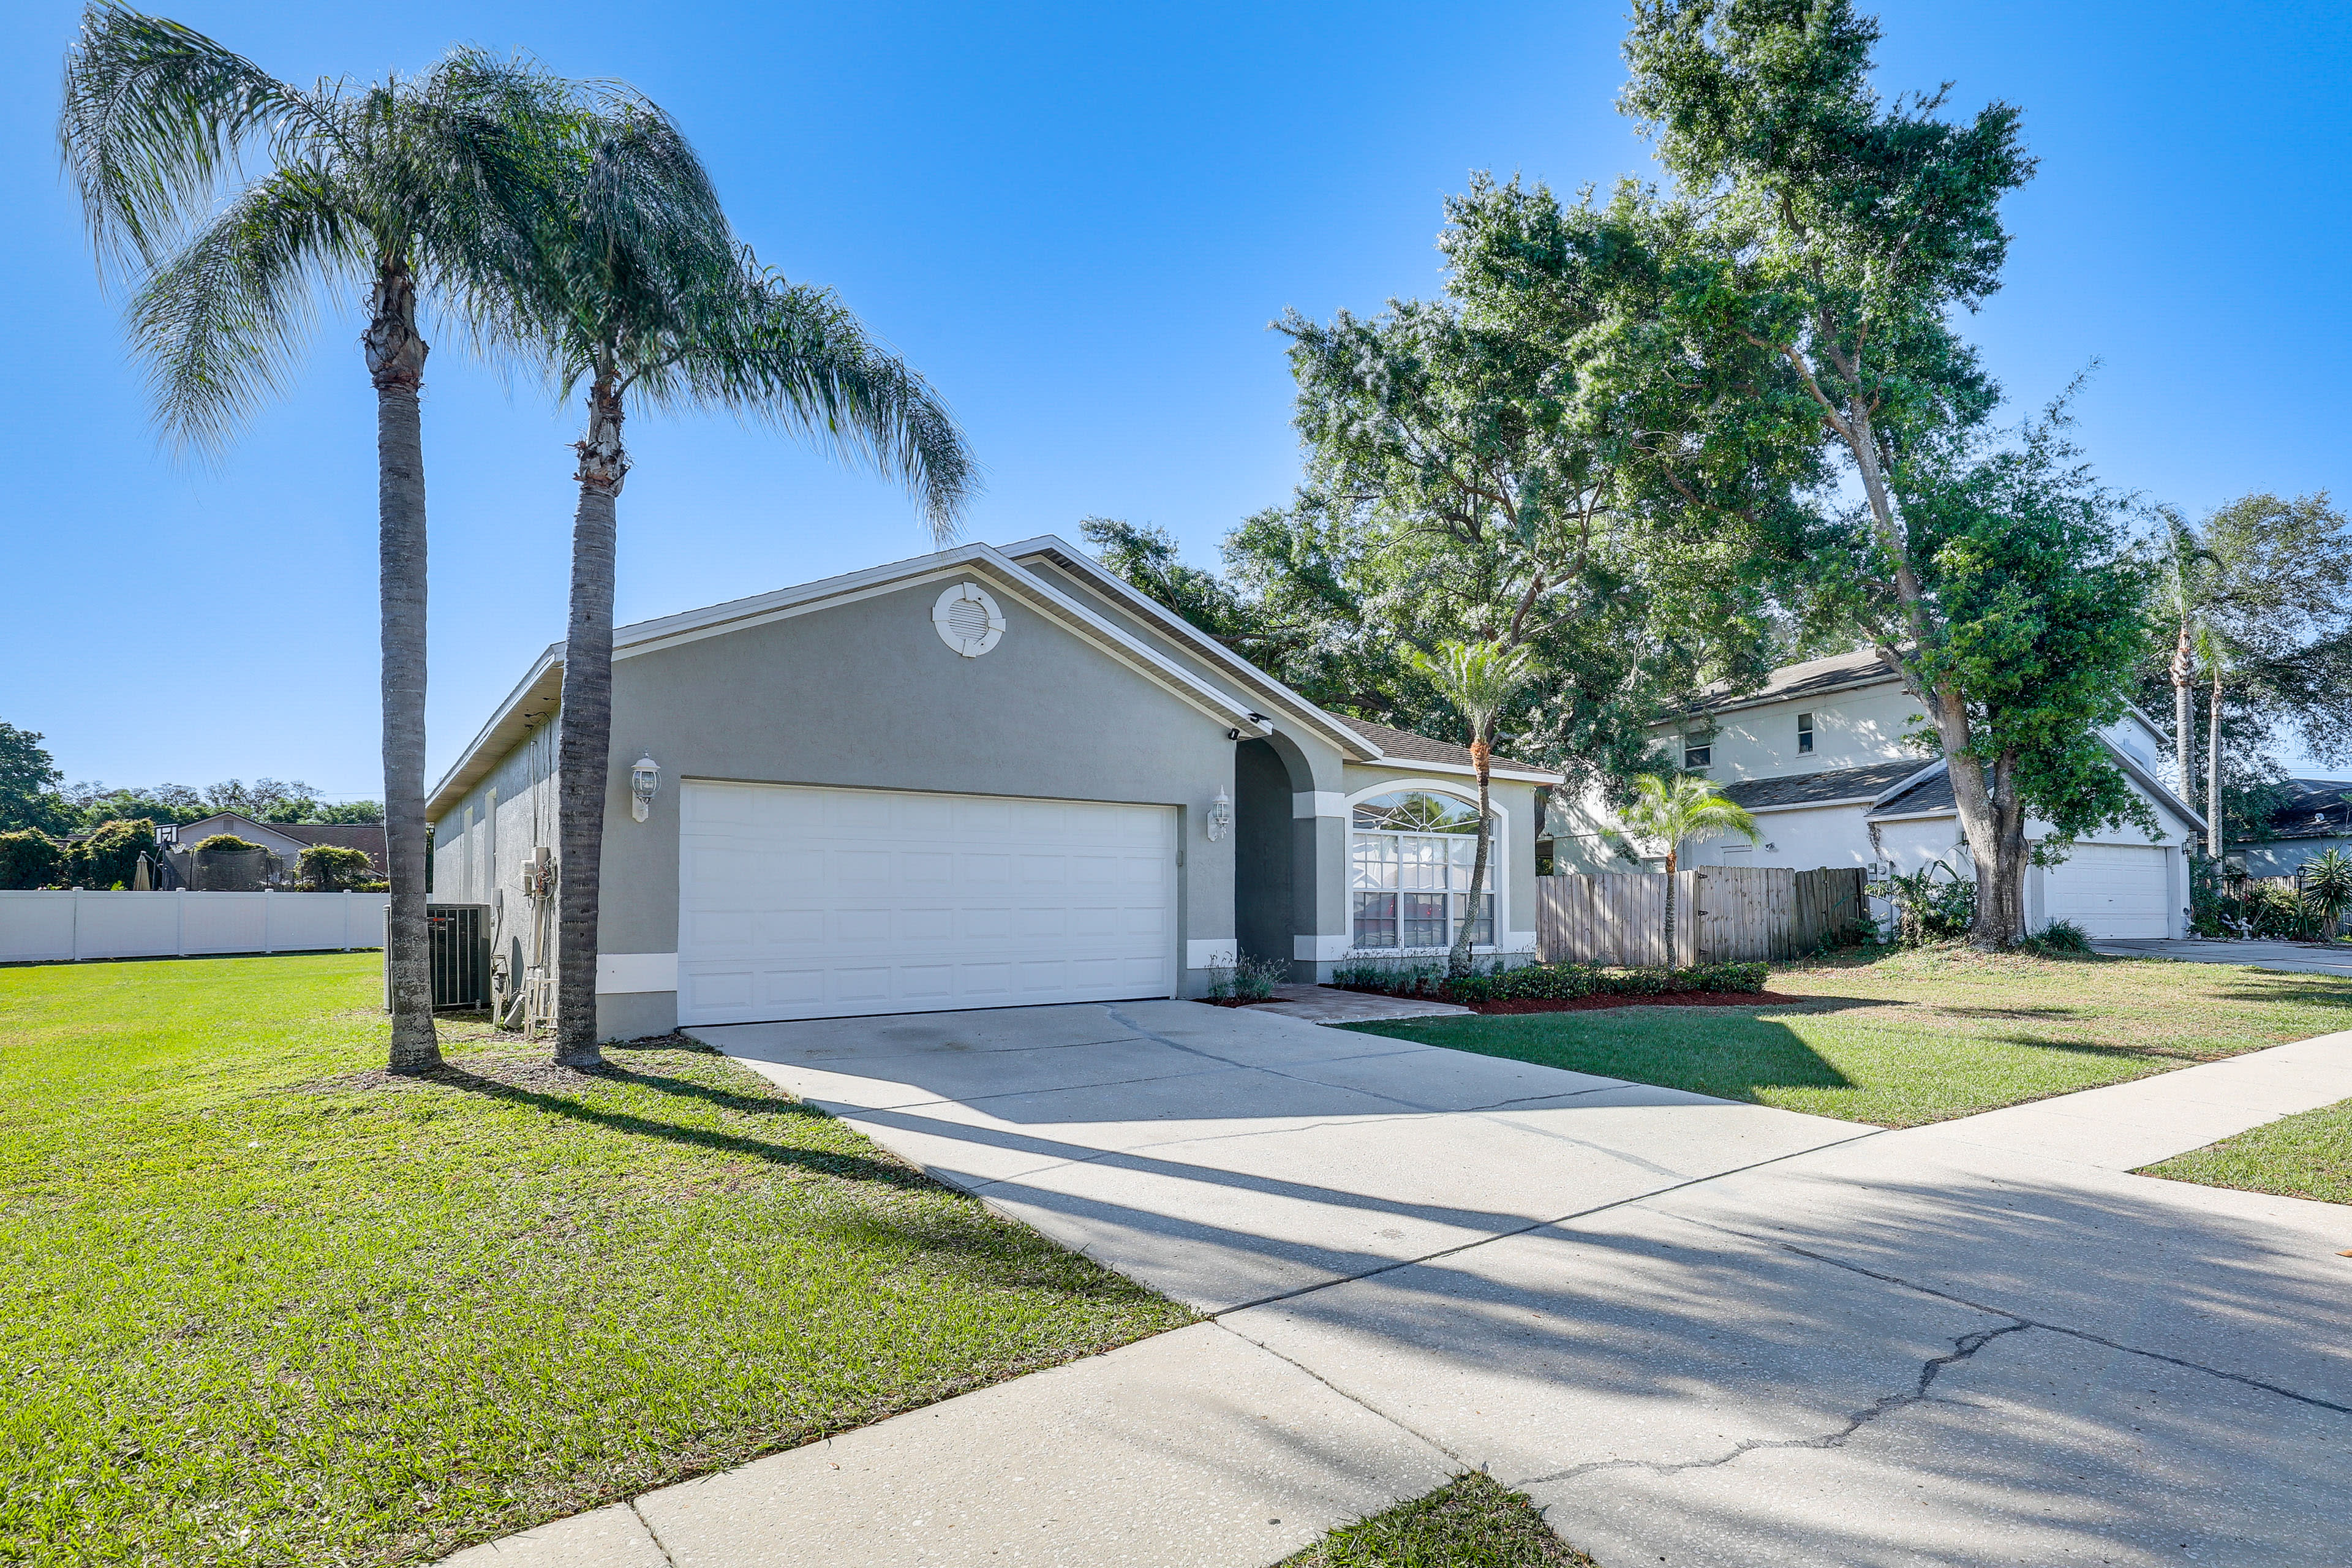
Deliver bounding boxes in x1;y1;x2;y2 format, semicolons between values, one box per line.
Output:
1796;712;1815;755
1684;742;1712;769
1351;791;1481;833
1348;790;1498;950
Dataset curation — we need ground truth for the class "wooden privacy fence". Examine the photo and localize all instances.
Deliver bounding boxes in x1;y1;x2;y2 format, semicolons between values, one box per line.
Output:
1536;866;1866;967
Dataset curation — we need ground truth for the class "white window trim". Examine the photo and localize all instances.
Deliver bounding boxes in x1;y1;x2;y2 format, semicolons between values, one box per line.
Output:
1341;779;1509;956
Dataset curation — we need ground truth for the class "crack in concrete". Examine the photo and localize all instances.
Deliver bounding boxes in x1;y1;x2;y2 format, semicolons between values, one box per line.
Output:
1520;1320;2036;1487
629;1499;681;1566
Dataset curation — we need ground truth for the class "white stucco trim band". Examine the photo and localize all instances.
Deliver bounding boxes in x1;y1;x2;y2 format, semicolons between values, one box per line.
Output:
596;952;678;995
1294;933;1352;961
1186;939;1238;970
1294;791;1346;818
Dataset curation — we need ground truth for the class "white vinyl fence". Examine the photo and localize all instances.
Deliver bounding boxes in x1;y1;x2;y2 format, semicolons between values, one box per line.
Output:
0;891;387;965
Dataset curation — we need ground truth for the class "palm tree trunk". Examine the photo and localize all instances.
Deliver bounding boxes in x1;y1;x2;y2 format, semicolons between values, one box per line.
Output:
1662;848;1678;967
1449;740;1492;978
367;255;439;1076
554;376;628;1068
2170;620;2193;798
2206;671;2223;861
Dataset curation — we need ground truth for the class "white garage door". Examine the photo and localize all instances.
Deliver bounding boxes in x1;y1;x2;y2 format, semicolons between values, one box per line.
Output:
677;780;1177;1025
2045;843;2170;938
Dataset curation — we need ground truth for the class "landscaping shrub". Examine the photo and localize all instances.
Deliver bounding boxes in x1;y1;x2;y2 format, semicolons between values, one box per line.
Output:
193;832;262;853
2023;918;2093;956
1204;952;1287;1002
296;843;376;891
0;828;63;889
1339;957;1769;1005
65;818;156;889
1870;862;1975;946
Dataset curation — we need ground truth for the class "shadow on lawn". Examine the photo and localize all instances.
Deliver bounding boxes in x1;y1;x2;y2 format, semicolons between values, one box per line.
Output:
417;1057;940;1191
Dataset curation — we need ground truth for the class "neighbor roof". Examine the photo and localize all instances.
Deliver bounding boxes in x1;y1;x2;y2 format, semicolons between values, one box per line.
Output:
1712;759;1938;813
1662;648;1903;725
2254;778;2352;841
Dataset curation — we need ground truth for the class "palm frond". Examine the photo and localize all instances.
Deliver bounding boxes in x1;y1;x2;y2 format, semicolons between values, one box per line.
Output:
59;2;319;270
126;163;357;450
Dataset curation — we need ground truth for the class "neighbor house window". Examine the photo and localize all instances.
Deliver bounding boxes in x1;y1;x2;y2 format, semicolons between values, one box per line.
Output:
1683;738;1711;769
1796;712;1814;755
1350;791;1495;951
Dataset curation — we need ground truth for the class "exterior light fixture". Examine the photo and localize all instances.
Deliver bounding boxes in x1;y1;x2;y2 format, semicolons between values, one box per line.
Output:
1205;786;1234;842
630;755;662;822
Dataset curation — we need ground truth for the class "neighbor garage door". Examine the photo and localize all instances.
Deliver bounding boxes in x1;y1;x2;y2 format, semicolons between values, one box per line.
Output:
676;780;1177;1025
2044;842;2170;938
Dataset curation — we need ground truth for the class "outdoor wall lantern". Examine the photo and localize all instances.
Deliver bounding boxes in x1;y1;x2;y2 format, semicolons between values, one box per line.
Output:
630;755;662;822
1205;786;1233;842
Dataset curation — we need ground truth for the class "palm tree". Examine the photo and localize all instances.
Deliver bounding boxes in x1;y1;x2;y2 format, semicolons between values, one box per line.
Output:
2153;511;2216;796
513;105;978;1068
1618;774;1760;965
2300;846;2352;941
1407;640;1536;976
61;7;579;1074
2195;622;2231;859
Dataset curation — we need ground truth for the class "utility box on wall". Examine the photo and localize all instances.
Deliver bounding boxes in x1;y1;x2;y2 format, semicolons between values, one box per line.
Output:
426;903;491;1010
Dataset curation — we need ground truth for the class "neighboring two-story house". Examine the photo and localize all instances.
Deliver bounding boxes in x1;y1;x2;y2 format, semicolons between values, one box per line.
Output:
1549;648;2206;938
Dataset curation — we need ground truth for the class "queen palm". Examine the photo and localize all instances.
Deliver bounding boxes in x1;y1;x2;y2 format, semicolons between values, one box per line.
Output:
1618;773;1760;964
61;6;580;1073
2153;512;2217;797
1406;639;1534;977
516;106;977;1068
2195;622;2233;860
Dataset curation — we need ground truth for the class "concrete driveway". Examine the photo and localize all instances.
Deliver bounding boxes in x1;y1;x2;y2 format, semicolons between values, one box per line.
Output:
2095;935;2352;976
684;1000;2352;1568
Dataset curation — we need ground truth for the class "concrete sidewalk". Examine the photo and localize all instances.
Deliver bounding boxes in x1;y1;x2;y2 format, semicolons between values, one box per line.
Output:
444;1005;2352;1568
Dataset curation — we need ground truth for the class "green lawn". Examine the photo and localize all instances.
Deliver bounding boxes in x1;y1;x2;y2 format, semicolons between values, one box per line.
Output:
1281;1474;1596;1567
2139;1096;2352;1204
0;954;1191;1568
1346;947;2352;1128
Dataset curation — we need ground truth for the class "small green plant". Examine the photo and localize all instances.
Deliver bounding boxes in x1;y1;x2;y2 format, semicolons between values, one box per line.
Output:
193;833;262;854
2022;918;2093;956
1204;952;1288;1002
2299;848;2352;940
1869;861;1975;946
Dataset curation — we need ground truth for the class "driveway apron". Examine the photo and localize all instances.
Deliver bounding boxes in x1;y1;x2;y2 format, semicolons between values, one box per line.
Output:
688;1002;2352;1568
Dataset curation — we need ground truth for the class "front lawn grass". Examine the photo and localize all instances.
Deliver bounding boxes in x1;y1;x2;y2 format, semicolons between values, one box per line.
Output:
1344;947;2352;1128
1281;1473;1596;1567
2138;1096;2352;1204
0;954;1191;1567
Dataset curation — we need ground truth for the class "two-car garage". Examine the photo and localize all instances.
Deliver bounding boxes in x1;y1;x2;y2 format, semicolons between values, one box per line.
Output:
674;780;1179;1026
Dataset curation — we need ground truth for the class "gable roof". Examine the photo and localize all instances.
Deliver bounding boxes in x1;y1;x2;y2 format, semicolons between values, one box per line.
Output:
1662;649;1903;725
1714;758;1939;813
426;535;1562;820
428;540;1280;818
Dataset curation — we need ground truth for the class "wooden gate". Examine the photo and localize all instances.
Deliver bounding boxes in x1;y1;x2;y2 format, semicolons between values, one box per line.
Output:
1537;866;1865;966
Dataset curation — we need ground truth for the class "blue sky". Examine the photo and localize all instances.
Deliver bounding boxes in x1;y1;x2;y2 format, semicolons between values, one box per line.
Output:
4;0;2346;796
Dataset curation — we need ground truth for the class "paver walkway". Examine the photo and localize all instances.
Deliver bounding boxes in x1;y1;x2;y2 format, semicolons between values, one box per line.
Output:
443;1002;2352;1568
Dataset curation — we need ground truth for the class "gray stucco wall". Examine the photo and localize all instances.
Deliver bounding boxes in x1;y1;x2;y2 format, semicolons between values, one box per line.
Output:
438;575;1245;1036
1233;738;1294;967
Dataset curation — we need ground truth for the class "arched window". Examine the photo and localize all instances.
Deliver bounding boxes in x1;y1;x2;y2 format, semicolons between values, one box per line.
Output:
1350;790;1494;951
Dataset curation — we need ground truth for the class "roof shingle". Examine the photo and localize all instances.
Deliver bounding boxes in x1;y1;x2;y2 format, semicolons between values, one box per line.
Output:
1711;758;1938;812
1332;716;1551;777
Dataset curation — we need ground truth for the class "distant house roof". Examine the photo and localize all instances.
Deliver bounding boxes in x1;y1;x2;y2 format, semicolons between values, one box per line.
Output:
2251;778;2352;842
1869;770;1956;818
1664;649;1903;724
1714;759;1937;813
1330;716;1553;780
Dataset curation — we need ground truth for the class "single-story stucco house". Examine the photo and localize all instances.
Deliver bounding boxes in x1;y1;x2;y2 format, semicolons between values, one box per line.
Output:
159;812;388;879
428;536;1559;1038
2230;778;2352;878
1548;649;2207;939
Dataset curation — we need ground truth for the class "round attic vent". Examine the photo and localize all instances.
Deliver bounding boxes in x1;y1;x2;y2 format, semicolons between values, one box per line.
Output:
933;581;1005;657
